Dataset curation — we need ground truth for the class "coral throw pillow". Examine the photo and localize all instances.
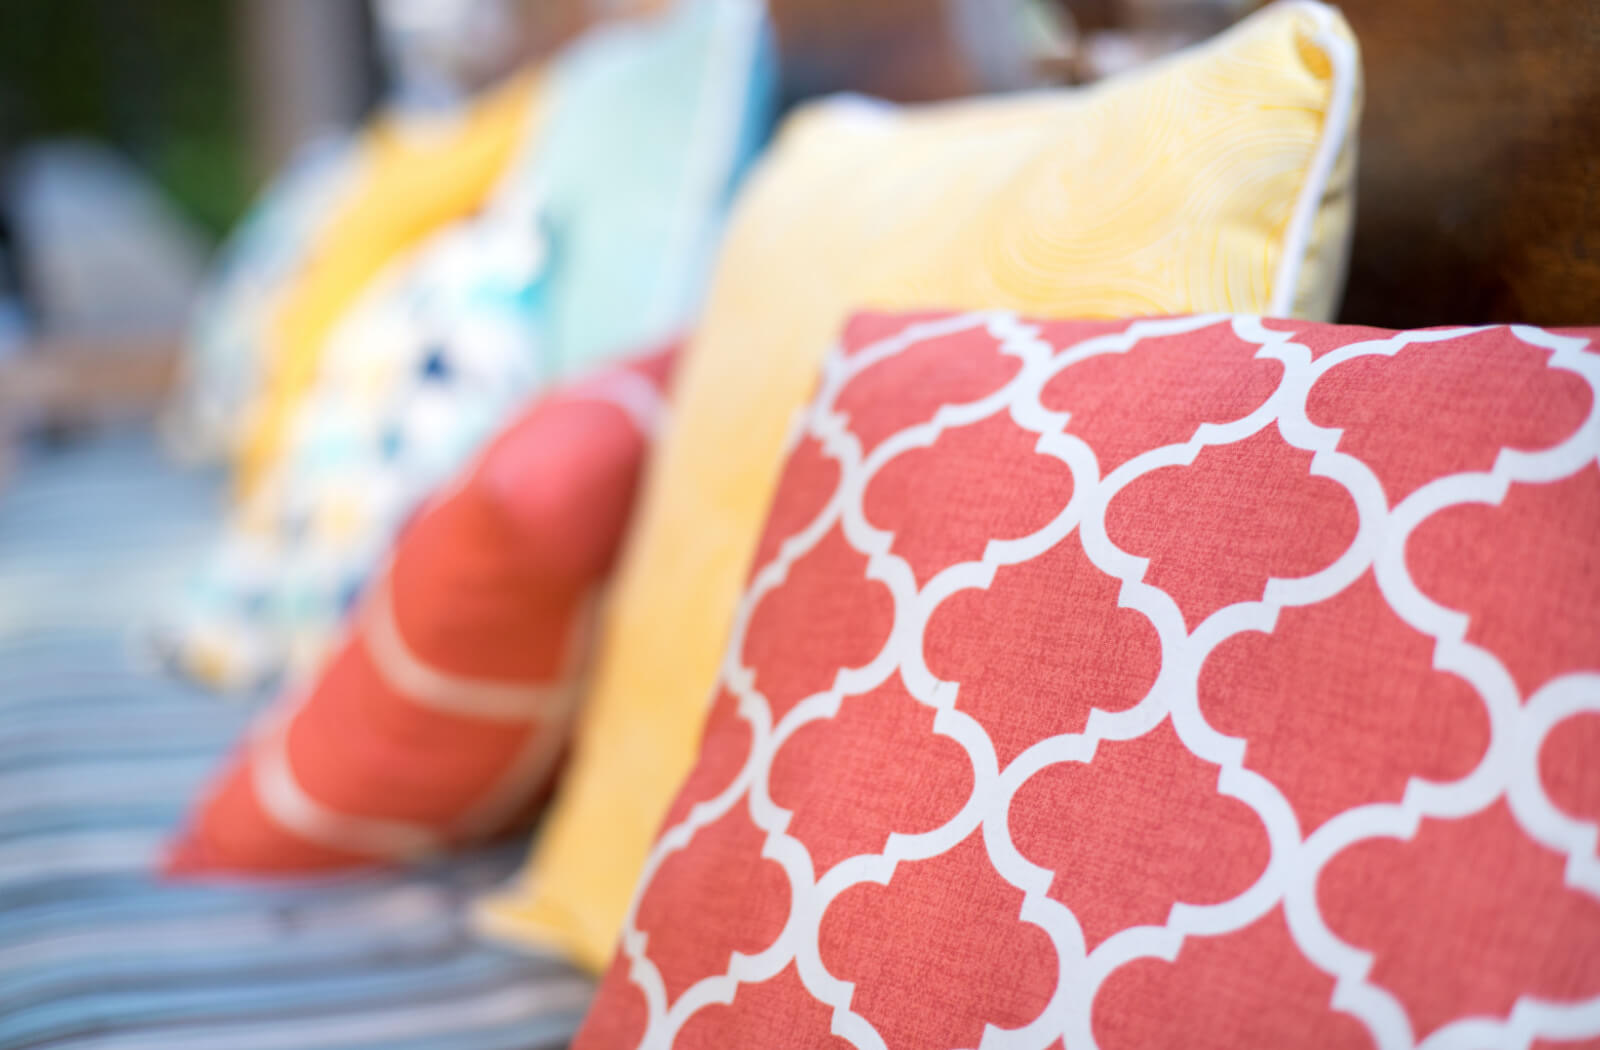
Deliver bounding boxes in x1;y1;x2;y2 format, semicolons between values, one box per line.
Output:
170;347;675;873
572;312;1600;1049
483;0;1364;972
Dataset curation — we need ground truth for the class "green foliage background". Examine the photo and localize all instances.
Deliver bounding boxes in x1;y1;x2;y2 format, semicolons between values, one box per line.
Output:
0;0;248;238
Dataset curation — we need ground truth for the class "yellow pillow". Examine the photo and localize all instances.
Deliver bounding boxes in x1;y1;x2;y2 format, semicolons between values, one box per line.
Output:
477;0;1360;972
234;70;547;495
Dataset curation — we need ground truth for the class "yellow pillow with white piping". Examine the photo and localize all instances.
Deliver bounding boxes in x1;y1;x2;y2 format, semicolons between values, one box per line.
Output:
478;0;1361;974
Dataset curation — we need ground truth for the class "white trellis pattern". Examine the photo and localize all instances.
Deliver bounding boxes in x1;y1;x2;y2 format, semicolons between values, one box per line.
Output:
576;311;1600;1050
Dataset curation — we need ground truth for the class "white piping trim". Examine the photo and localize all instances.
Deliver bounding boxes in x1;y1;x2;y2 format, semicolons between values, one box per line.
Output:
423;361;666;512
364;580;568;722
1267;0;1358;318
572;369;669;438
252;718;441;861
452;591;599;839
250;579;589;861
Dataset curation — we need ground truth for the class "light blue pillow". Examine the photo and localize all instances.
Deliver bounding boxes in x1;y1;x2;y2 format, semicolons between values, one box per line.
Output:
533;0;777;378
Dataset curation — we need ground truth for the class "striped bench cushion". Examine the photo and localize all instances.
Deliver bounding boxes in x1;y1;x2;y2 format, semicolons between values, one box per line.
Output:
0;430;591;1050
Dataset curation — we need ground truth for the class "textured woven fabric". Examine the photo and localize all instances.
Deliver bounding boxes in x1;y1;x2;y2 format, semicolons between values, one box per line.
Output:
171;348;675;874
484;0;1363;974
0;432;592;1050
572;312;1600;1049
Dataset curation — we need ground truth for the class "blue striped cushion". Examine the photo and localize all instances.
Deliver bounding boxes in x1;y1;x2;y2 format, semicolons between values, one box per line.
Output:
0;431;592;1050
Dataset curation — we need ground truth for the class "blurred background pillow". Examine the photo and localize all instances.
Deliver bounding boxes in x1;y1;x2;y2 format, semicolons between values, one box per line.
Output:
160;0;778;691
169;345;677;875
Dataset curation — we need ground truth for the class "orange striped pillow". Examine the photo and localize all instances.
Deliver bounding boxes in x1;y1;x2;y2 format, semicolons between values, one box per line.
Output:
168;346;677;874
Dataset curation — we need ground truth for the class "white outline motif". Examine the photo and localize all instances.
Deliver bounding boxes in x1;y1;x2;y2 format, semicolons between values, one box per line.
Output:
613;312;1600;1050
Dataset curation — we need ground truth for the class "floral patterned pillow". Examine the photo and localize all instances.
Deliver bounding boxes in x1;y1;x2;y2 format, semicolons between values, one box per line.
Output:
162;0;776;690
163;190;553;688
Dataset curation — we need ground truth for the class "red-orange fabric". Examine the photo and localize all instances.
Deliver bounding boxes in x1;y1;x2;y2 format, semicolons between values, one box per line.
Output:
573;313;1600;1049
170;346;676;874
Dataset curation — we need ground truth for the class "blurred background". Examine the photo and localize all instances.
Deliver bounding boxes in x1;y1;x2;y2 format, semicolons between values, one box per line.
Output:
3;0;1593;445
0;0;1257;375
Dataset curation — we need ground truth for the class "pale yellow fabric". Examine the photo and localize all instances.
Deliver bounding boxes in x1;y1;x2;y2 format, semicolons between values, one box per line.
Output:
478;0;1360;972
234;70;548;495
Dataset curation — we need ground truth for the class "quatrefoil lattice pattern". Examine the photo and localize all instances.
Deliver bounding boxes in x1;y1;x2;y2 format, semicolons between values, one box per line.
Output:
576;312;1600;1050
